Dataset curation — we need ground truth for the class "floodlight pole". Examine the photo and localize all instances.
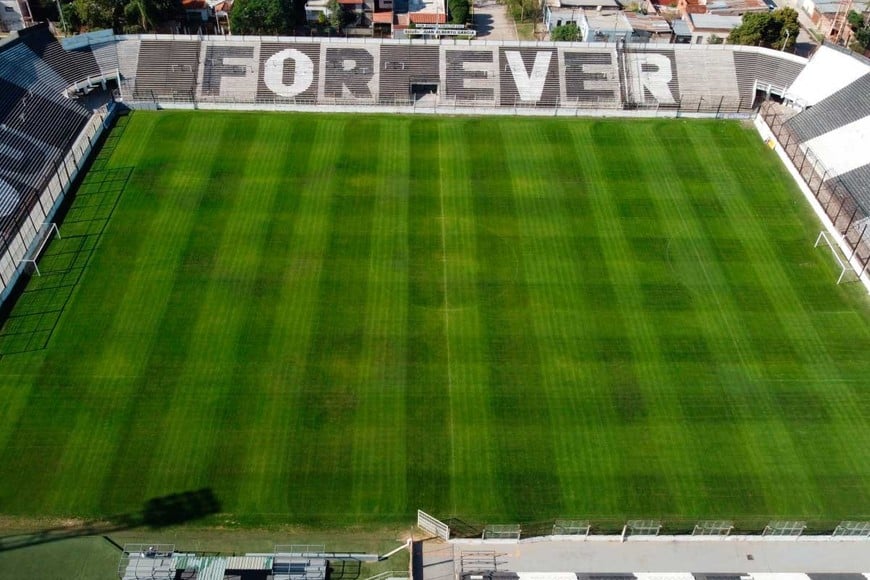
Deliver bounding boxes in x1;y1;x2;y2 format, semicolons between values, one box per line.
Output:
56;0;68;34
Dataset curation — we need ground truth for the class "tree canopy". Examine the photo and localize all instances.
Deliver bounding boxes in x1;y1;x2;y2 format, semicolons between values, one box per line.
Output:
727;7;799;50
550;22;582;41
71;0;119;30
848;9;870;52
60;0;178;32
448;0;469;24
230;0;295;35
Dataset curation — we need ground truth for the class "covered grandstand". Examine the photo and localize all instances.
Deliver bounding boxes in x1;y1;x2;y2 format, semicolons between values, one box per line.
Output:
5;25;870;303
760;45;870;286
0;24;117;304
111;36;806;112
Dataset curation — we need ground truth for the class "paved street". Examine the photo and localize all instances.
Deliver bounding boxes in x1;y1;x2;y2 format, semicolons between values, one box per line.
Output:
473;0;518;40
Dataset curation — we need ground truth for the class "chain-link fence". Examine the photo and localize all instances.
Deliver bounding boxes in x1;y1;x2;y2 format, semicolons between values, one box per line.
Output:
437;515;870;539
0;102;119;304
759;101;870;281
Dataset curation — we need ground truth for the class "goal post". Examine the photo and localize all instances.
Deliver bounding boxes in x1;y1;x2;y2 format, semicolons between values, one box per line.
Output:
482;524;521;540
814;231;858;285
19;222;61;277
417;510;449;541
833;521;870;537
692;520;733;536
553;520;590;537
762;520;806;537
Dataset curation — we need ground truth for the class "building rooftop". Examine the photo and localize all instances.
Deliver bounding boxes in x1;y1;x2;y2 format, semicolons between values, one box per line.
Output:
408;0;446;15
547;5;585;17
623;11;672;33
584;9;633;31
705;0;767;13
557;0;621;8
671;17;692;35
689;12;742;29
680;0;767;15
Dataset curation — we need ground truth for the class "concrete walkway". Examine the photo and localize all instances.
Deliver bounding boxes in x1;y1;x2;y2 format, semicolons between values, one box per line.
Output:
472;0;518;40
447;537;870;574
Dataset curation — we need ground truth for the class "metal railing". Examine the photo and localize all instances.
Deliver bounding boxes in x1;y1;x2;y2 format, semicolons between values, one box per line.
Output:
759;101;870;281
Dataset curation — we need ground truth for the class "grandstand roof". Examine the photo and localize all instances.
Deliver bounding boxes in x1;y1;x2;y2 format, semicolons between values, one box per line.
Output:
836;166;870;215
786;72;870;213
787;45;870;106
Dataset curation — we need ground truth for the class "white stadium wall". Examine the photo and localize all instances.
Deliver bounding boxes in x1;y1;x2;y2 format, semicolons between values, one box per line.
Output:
117;36;807;113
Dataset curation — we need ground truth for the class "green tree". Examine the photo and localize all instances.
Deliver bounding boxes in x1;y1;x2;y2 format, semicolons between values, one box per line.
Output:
847;9;864;30
124;0;179;30
506;0;540;23
448;0;469;24
707;33;724;44
72;0;118;29
728;8;798;50
326;0;343;29
60;1;81;32
847;9;870;51
230;0;295;34
854;25;870;51
550;22;581;41
770;6;799;49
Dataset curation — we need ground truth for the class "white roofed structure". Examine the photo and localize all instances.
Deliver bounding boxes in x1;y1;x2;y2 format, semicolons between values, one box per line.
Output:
786;45;870;107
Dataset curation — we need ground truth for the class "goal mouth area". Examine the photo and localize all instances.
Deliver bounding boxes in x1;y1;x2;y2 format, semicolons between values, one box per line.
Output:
813;230;867;287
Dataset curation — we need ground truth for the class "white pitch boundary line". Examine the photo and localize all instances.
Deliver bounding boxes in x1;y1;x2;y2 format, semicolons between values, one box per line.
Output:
438;132;457;511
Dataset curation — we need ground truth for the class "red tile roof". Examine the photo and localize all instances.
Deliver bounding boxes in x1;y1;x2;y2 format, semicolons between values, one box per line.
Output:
409;12;447;23
372;10;394;22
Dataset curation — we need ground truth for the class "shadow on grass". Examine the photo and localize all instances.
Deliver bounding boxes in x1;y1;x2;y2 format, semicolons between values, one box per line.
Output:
0;115;134;357
0;488;221;553
329;558;362;580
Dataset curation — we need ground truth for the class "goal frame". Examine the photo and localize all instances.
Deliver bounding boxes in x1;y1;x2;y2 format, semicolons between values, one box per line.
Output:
19;222;61;277
814;230;859;285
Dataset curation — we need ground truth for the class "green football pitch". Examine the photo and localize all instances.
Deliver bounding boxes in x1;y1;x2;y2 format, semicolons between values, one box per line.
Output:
0;111;869;528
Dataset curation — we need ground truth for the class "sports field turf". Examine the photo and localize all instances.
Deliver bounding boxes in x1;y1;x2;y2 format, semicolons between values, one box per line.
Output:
0;111;869;527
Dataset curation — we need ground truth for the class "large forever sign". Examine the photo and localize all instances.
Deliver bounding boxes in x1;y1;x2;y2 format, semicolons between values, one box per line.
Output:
196;42;691;106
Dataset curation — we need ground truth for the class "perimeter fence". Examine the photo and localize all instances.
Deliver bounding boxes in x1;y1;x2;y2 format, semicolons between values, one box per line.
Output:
422;513;870;540
119;90;755;118
759;101;870;282
0;103;119;304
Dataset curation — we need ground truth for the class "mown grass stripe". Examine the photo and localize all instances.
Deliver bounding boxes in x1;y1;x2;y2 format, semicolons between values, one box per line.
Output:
438;121;502;518
405;119;451;516
348;119;410;518
0;113;868;524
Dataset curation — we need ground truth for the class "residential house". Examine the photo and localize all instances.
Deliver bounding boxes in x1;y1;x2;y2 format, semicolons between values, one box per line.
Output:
581;9;634;41
684;12;742;42
624;10;673;42
543;0;620;32
0;0;32;33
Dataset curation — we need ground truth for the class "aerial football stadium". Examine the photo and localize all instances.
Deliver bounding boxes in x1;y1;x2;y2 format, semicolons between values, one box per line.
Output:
1;23;870;573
